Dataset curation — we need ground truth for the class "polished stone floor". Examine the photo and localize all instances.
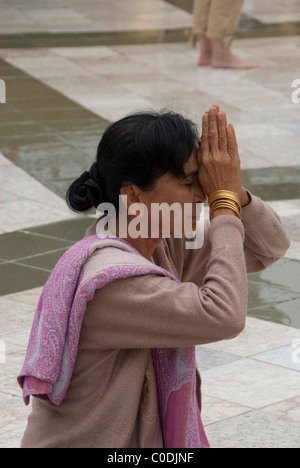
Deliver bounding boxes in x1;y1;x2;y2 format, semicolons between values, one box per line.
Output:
0;0;299;449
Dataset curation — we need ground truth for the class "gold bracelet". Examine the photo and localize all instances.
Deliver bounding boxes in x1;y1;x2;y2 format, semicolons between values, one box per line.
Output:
210;201;241;220
210;198;242;216
209;190;241;211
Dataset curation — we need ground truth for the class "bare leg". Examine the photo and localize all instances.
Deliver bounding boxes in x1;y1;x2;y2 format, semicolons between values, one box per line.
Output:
211;38;259;69
198;34;213;66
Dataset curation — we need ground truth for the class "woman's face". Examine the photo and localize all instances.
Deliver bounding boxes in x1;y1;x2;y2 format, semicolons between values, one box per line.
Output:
137;150;207;238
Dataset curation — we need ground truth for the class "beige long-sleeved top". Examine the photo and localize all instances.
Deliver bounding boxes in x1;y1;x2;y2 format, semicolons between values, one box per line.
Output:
21;194;290;448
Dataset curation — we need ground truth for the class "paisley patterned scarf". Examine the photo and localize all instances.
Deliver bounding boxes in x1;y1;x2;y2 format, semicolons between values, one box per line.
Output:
18;235;209;448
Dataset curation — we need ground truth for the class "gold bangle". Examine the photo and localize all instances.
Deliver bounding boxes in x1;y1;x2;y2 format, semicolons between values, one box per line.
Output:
210;201;241;220
209;191;241;211
210;200;241;213
210;198;242;215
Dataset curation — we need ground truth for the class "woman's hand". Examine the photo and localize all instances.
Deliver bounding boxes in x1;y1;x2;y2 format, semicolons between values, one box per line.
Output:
198;105;250;207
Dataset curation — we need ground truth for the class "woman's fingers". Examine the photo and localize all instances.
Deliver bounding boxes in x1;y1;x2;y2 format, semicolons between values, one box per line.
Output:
226;124;239;159
200;112;209;156
208;107;219;153
217;112;227;151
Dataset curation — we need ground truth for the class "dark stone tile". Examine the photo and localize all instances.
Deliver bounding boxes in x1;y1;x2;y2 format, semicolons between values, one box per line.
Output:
242;166;300;201
249;258;300;294
0;121;51;138
5;76;59;100
0;105;28;124
236;16;300;39
248;297;300;329
0;60;110;199
0;262;50;296
164;0;194;13
24;108;99;123
248;280;300;310
0;29;192;49
11;96;80;111
0;231;72;261
27;217;95;242
18;247;70;271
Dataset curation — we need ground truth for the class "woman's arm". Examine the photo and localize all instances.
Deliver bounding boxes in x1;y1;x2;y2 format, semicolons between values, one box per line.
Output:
242;193;290;273
166;191;290;287
83;216;247;350
196;105;290;274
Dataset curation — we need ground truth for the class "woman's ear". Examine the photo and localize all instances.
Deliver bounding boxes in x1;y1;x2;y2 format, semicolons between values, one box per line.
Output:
120;183;141;210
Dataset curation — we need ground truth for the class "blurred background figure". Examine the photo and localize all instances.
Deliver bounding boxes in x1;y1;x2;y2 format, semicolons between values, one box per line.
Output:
193;0;259;68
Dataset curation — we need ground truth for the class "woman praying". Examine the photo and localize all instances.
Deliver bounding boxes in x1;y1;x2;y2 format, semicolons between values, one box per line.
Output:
19;106;289;448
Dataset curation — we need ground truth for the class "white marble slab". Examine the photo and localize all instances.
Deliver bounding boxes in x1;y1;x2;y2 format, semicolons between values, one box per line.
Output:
203;317;300;358
206;409;300;448
201;358;300;408
0;154;74;234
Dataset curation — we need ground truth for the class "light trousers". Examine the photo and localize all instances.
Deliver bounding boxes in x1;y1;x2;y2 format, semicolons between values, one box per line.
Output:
193;0;244;47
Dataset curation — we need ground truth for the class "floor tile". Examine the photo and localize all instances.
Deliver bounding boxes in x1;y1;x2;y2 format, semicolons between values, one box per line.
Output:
0;297;35;336
0;263;51;296
196;346;240;371
204;317;300;358
2;287;43;306
249;297;300;329
241;166;300;201
249;258;300;294
17;248;70;271
201;358;300;409
247;280;300;310
205;409;300;448
252;344;300;371
0;199;74;234
0;60;110;200
0;231;72;261
201;394;251;426
263;396;300;422
0;394;30;437
0;426;26;449
26;217;95;242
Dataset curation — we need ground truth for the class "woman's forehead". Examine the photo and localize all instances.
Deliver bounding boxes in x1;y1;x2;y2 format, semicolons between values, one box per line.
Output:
184;151;199;177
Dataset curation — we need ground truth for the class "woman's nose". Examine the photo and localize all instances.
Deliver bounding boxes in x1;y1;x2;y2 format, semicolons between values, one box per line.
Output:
194;183;207;204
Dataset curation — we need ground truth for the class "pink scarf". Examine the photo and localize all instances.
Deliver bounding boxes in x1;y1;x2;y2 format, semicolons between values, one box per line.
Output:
18;235;209;448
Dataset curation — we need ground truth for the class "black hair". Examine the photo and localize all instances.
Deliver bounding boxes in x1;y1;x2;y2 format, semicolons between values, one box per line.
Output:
66;110;199;213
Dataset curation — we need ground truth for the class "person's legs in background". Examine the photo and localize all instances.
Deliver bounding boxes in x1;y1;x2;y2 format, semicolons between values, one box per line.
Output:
193;0;259;69
193;0;213;66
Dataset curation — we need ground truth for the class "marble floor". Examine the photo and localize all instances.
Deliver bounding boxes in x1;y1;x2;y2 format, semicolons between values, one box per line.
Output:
0;0;299;449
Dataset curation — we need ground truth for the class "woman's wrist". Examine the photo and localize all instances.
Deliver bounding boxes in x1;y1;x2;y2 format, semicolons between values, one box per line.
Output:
238;188;251;207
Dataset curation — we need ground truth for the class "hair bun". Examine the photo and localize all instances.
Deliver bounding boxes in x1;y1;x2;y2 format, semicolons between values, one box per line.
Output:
67;163;104;212
80;163;104;207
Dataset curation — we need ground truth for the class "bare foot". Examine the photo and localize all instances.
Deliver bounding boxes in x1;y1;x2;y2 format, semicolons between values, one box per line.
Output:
212;51;259;69
211;39;259;69
197;34;213;66
198;52;212;67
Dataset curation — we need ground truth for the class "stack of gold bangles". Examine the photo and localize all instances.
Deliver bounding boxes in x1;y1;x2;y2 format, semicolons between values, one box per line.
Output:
208;190;242;221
